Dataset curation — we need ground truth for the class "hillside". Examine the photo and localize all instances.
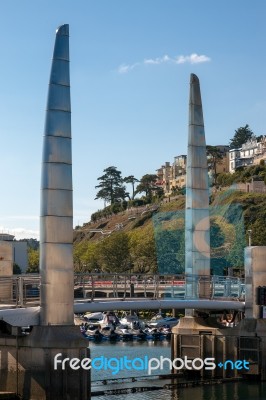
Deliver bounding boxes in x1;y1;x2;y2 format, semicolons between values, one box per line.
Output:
73;196;185;244
73;190;266;275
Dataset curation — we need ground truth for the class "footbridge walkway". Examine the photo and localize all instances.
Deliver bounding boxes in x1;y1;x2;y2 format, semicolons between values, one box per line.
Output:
0;273;245;309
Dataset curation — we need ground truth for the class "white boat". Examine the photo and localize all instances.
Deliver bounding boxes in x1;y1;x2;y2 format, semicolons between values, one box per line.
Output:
102;311;120;327
148;314;179;328
115;324;134;340
84;312;105;324
119;312;144;329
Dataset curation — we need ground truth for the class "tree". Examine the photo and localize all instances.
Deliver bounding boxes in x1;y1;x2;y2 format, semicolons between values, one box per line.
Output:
229;124;254;149
123;175;139;200
27;248;39;273
97;232;130;273
13;263;22;274
206;145;223;185
135;174;160;201
74;241;101;273
153;211;185;275
113;186;130;202
129;225;157;274
155;228;185;274
95;166;127;204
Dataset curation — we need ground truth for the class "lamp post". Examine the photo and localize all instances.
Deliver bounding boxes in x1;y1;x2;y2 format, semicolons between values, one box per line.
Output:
248;229;252;247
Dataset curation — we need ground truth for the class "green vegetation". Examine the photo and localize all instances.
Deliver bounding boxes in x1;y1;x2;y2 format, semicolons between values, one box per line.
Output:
217;163;266;187
123;175;139;200
95;166;128;204
129;225;157;274
75;188;266;276
229;124;254;149
206;145;223;185
13;263;22;274
135;174;163;201
26;248;39;273
91;167;165;222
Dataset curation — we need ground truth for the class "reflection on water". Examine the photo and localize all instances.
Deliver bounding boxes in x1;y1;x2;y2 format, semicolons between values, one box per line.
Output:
94;382;266;400
90;340;170;380
89;341;266;400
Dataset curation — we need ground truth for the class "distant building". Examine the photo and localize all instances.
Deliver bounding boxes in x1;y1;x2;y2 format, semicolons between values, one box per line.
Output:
229;148;241;173
156;162;172;195
170;155;187;191
0;234;28;273
156;147;230;195
253;136;266;165
213;145;229;174
229;136;266;173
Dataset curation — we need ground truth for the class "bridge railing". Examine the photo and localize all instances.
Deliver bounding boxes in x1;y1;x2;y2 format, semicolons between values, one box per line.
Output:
0;275;40;307
0;273;245;307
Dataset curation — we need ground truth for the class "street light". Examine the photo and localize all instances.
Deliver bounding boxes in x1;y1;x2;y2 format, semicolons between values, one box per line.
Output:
247;229;252;247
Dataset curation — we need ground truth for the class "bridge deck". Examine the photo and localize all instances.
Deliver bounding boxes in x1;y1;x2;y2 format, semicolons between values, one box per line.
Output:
0;273;245;310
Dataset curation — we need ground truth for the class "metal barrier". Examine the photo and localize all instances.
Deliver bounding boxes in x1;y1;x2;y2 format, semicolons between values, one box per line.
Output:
0;273;245;307
0;275;40;307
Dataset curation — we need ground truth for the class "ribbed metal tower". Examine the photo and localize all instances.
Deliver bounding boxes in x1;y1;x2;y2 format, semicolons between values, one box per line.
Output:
40;24;74;325
185;74;210;299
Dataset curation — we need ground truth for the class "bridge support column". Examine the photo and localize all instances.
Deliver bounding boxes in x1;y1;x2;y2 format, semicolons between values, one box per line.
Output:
0;241;13;301
0;326;90;399
244;246;266;319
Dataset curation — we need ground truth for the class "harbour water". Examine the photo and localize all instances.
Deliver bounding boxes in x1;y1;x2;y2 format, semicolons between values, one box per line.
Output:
90;341;266;400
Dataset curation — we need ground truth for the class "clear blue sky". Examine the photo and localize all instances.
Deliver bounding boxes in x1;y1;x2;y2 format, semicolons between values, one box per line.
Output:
0;1;265;239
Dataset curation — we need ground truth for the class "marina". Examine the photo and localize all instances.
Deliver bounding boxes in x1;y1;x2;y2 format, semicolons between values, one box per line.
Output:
79;311;176;341
0;7;265;399
90;341;266;399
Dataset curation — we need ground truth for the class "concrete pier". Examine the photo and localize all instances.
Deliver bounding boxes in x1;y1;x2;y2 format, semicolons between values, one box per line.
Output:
0;327;90;399
172;245;266;380
0;242;13;301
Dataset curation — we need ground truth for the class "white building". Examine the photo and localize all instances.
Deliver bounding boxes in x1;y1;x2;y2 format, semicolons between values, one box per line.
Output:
229;136;266;173
229;148;241;173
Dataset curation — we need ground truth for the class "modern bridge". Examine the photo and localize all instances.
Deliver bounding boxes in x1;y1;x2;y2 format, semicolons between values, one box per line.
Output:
0;273;245;325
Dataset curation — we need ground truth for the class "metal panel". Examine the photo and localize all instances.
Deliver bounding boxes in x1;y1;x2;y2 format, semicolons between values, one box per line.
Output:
186;167;209;189
188;126;206;147
50;59;70;86
40;216;73;243
42;136;72;164
40;189;72;217
53;27;69;61
44;110;71;138
40;243;73;270
41;163;72;190
186;146;207;168
46;83;71;112
189;104;204;126
189;76;202;105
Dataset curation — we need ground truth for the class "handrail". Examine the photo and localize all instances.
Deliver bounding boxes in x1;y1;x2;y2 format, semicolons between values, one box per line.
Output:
0;273;245;308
